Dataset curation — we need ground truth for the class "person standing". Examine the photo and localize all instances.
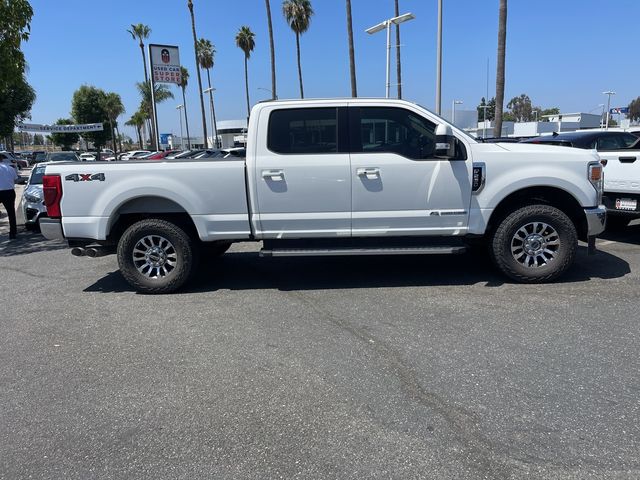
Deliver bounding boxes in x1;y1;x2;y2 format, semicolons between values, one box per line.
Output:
0;162;19;239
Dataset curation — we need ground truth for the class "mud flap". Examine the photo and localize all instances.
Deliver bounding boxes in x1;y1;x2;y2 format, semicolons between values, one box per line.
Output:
587;236;597;255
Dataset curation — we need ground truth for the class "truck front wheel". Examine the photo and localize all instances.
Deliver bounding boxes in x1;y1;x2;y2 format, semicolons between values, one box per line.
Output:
117;218;196;294
490;205;577;283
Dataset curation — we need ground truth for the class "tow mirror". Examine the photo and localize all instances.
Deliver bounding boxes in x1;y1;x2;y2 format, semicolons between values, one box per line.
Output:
435;124;457;160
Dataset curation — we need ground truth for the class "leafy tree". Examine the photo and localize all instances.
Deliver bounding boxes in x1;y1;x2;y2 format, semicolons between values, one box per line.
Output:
494;0;508;137
196;38;219;147
127;24;151;83
265;0;277;100
33;133;44;145
628;97;640;123
187;0;208;147
49;118;79;150
0;75;35;150
477;97;496;122
236;26;256;119
506;94;533;122
71;85;112;149
178;66;192;149
283;0;314;99
0;0;33;92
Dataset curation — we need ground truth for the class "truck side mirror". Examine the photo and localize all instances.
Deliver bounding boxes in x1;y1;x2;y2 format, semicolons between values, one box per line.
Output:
435;124;457;160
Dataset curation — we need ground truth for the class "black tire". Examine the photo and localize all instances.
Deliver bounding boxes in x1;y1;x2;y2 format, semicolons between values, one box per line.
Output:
605;215;630;231
490;204;577;283
117;218;195;294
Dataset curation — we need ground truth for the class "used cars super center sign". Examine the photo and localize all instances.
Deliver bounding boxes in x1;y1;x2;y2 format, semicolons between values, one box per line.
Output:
150;44;181;85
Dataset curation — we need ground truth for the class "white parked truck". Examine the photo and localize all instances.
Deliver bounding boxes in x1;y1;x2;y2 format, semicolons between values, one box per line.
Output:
40;98;606;293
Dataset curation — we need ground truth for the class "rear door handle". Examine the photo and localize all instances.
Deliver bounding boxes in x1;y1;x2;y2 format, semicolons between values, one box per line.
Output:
262;169;284;181
356;167;380;179
619;156;637;163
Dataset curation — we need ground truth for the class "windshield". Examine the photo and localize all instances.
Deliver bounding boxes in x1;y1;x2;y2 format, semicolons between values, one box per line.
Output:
48;152;78;161
29;164;47;184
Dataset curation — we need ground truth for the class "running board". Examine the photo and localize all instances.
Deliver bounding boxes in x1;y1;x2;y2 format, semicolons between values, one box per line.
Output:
260;245;467;257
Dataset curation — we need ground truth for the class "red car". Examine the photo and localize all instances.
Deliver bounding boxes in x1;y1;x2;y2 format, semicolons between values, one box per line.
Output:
144;150;180;160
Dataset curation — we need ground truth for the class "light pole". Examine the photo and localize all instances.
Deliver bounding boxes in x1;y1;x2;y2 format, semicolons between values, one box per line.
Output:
203;87;218;148
452;100;463;125
258;87;277;99
436;0;443;114
176;105;184;150
366;12;415;99
603;90;615;129
478;105;491;139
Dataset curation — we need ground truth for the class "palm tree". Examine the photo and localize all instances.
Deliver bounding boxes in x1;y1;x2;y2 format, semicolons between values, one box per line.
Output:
178;66;192;149
282;0;314;99
346;0;357;97
126;24;152;82
265;0;277;99
126;110;146;149
494;0;507;137
196;38;219;148
235;26;256;118
394;0;402;99
136;81;174;147
103;92;125;154
187;0;208;147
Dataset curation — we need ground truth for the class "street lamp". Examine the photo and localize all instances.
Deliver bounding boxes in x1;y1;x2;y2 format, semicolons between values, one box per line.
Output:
366;12;415;98
435;0;443;114
603;90;616;129
176;105;184;150
203;87;219;148
452;100;463;125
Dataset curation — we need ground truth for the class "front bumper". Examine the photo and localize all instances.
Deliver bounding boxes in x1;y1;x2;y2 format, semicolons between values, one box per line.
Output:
39;218;65;241
584;206;607;237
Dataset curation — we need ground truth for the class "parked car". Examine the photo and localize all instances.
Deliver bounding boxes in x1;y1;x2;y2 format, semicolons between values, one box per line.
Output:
0;151;19;171
120;150;151;161
168;149;205;159
144;150;181;160
524;130;640;227
46;151;80;162
79;152;96;161
34;152;47;164
21;163;48;230
39;98;606;293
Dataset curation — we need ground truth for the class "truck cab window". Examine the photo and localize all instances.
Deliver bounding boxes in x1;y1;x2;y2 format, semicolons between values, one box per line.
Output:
355;107;438;160
268;108;338;154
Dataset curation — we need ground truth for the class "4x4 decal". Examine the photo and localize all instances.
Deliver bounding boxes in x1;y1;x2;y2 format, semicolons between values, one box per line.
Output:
65;173;105;182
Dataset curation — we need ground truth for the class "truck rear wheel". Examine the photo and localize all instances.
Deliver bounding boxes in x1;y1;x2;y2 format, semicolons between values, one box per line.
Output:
117;218;196;294
490;204;577;283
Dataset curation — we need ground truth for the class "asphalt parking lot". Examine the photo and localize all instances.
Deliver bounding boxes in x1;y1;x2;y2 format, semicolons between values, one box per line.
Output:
1;212;639;479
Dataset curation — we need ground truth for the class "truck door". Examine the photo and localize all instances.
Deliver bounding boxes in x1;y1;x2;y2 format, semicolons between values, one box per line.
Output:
254;106;352;238
349;106;472;236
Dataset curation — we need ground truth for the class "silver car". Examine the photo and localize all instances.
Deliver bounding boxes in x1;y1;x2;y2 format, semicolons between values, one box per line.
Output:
21;163;48;230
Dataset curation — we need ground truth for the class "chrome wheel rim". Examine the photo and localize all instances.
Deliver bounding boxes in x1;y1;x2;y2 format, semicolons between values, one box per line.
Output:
511;222;560;268
132;235;178;279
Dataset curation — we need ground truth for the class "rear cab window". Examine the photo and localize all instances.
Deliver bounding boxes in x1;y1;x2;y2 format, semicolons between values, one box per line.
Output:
268;108;338;154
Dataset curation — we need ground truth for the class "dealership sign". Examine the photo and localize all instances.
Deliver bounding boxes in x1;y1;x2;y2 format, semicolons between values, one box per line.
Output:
17;123;104;133
609;107;629;115
150;44;181;85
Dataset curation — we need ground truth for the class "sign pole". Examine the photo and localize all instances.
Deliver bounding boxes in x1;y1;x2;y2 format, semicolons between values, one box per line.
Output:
149;44;160;151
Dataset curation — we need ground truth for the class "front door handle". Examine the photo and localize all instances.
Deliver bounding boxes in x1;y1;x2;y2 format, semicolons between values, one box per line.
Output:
356;167;380;179
262;169;284;181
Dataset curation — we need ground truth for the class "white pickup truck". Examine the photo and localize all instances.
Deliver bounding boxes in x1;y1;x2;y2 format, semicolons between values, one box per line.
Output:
40;98;606;293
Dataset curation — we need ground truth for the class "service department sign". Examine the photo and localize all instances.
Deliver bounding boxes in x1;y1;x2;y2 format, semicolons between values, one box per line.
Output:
150;44;181;85
18;123;104;133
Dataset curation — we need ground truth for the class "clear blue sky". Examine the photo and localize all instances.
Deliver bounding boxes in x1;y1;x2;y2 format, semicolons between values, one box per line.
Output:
23;0;639;140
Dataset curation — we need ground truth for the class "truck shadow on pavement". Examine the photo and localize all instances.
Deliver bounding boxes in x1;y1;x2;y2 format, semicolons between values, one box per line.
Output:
0;230;68;256
600;222;640;245
84;246;631;294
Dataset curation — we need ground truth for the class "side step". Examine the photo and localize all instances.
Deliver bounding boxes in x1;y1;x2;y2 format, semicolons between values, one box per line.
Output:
260;245;466;257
